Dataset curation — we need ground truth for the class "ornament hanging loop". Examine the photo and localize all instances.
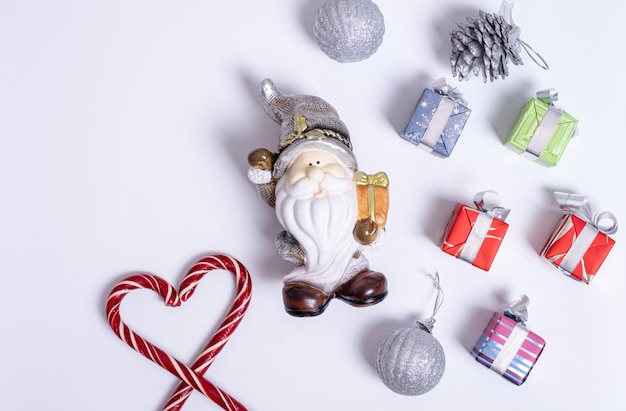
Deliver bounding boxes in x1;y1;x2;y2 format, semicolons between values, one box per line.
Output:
501;0;549;71
419;272;444;332
520;40;549;70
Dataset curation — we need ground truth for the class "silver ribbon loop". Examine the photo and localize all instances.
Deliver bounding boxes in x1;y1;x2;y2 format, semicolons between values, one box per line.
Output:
432;77;468;107
499;0;520;41
554;192;618;235
536;88;558;105
504;294;530;324
520;40;550;70
473;190;510;221
594;211;619;235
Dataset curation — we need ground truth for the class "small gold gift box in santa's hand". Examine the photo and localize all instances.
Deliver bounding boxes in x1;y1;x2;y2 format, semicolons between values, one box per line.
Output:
354;171;389;245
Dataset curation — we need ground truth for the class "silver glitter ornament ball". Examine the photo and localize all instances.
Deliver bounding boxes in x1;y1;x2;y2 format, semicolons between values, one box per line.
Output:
313;0;385;63
375;323;446;396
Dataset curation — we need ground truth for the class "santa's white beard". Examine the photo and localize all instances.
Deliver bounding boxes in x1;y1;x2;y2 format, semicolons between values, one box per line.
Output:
275;173;360;292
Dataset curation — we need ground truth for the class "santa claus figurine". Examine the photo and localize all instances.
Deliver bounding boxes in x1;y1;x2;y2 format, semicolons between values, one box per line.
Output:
247;79;389;317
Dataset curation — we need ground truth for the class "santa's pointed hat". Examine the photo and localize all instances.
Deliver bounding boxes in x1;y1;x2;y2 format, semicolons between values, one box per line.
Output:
260;78;358;179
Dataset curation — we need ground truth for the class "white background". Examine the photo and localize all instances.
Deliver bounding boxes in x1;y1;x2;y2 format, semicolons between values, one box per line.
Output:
1;1;624;410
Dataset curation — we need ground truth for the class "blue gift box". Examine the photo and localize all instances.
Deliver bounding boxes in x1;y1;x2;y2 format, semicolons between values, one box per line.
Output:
401;83;471;157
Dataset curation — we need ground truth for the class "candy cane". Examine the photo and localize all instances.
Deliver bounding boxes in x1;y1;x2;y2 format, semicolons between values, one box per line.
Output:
162;255;252;411
106;254;252;411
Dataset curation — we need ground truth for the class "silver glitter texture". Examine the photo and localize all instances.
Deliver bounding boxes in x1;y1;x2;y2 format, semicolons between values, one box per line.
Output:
375;323;446;396
313;0;385;63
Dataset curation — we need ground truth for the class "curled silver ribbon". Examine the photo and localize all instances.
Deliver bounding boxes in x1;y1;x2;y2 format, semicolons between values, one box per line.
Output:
473;190;510;221
432;77;468;107
504;294;530;324
554;192;618;235
536;88;558;105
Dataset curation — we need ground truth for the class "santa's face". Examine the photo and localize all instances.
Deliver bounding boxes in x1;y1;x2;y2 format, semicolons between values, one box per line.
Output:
280;150;354;199
275;149;358;279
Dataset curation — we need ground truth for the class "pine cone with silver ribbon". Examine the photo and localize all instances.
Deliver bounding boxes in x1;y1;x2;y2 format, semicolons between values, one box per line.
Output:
450;10;523;82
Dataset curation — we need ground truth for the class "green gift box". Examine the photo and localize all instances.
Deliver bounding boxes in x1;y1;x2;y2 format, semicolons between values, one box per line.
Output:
505;91;578;167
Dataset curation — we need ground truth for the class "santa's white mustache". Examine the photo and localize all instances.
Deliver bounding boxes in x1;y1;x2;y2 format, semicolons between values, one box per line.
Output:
285;172;352;199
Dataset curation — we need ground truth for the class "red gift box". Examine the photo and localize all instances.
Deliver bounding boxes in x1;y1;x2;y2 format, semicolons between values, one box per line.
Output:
542;214;616;284
541;192;618;284
440;201;509;271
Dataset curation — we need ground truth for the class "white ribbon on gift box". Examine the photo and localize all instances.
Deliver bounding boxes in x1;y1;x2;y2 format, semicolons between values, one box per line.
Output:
458;191;510;264
559;224;598;274
420;78;467;151
459;213;494;264
551;192;618;275
491;295;531;375
490;323;529;375
522;89;565;159
420;97;455;150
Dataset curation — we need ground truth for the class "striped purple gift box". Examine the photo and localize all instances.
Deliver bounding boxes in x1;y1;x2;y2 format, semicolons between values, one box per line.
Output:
471;312;546;385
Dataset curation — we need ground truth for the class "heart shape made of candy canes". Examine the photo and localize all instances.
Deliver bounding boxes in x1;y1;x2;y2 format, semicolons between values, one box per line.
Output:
106;254;252;411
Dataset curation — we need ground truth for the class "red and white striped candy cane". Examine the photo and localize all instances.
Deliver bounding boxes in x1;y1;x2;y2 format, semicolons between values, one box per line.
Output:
106;254;252;411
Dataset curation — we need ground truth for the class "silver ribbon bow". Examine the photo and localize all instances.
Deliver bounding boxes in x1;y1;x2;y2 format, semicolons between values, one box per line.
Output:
474;190;510;221
536;88;558;105
432;77;468;107
554;192;618;235
504;294;530;324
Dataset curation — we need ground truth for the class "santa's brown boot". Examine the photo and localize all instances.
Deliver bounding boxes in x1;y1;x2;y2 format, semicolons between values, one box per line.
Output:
283;282;331;317
334;270;387;307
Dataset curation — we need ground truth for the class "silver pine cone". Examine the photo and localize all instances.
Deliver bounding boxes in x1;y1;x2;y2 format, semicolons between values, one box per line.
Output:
450;10;523;82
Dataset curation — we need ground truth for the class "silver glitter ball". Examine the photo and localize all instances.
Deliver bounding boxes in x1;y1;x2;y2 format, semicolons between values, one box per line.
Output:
375;323;446;396
313;0;385;63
